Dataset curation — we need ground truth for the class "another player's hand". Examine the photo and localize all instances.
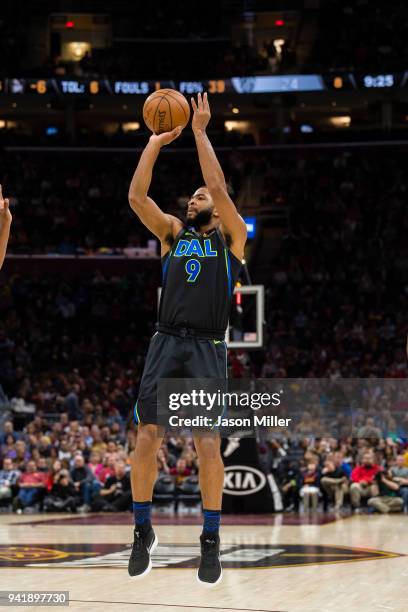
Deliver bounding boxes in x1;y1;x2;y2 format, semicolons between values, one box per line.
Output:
150;126;183;148
191;92;211;133
0;184;12;228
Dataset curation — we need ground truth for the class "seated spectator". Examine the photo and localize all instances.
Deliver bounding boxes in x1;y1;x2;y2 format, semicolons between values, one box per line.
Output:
97;455;116;484
88;451;104;480
280;460;302;512
70;454;101;512
58;439;72;462
46;459;63;491
105;440;118;461
91;460;131;512
0;421;19;445
13;460;47;513
335;450;352;479
91;426;108;455
357;418;382;445
299;460;321;512
181;449;198;474
43;469;79;513
167;436;187;463
170;458;192;486
0;458;20;506
350;451;381;512
157;447;170;475
9;440;31;468
390;454;408;513
36;457;50;477
1;434;16;460
367;471;403;514
320;455;349;511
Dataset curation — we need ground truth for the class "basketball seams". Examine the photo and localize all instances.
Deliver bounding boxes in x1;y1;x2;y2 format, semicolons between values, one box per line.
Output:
143;97;159;117
163;91;190;122
143;96;164;130
143;100;157;128
152;95;168;134
166;96;173;131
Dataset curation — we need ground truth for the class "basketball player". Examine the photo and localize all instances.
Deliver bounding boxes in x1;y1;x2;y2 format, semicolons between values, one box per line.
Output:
127;93;247;585
0;185;12;270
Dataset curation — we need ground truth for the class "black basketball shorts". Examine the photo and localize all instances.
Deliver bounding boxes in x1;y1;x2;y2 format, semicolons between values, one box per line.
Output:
134;329;228;425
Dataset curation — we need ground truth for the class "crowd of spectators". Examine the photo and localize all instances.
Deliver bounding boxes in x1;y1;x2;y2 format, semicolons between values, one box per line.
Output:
1;147;247;255
1;411;407;514
256;147;408;378
267;439;408;514
0;417;199;514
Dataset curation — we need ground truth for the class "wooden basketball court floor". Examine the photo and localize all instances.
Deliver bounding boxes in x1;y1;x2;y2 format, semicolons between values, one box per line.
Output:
0;512;406;612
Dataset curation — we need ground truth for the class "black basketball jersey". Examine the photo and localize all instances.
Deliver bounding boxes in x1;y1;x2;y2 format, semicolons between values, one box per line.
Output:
159;226;241;333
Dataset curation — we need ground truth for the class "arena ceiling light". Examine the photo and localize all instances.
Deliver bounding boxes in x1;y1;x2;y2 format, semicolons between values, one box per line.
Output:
122;122;140;132
66;41;91;61
329;116;351;128
273;39;285;55
0;120;16;129
224;120;250;133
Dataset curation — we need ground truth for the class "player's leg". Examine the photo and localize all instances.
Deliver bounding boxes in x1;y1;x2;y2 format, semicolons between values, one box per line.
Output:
128;424;164;580
131;423;164;528
193;431;224;587
128;332;181;580
194;432;224;509
185;338;227;587
132;424;164;500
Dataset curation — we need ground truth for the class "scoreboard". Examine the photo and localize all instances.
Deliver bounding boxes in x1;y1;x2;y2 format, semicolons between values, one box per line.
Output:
0;78;234;96
0;72;406;96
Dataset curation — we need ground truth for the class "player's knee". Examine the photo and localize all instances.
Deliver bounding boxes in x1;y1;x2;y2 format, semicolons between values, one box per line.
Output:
134;424;162;456
194;435;221;461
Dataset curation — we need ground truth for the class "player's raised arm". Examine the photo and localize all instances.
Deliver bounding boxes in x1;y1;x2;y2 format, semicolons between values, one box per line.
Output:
0;184;12;270
191;93;247;259
128;127;183;245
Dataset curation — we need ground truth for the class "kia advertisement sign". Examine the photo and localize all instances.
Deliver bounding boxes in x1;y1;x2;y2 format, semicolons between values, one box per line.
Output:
223;465;267;496
221;438;277;513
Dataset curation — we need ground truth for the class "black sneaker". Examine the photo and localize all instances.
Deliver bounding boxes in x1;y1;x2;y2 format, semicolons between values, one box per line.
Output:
197;533;223;587
128;526;158;579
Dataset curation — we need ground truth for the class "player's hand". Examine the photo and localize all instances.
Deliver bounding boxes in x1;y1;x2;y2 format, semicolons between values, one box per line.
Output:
191;92;211;133
0;184;12;228
150;126;183;147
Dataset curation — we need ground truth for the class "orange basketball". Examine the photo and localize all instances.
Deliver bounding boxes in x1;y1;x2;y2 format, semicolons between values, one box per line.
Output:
143;89;190;134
